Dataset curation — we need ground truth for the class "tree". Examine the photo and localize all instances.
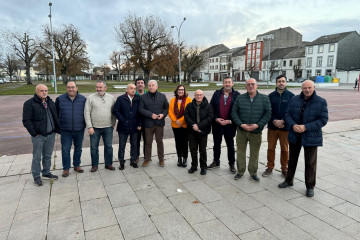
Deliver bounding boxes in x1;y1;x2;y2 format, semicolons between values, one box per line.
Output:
182;46;205;83
114;14;172;81
152;41;178;82
1;53;19;82
293;64;301;80
269;61;279;80
109;50;125;81
34;49;53;82
41;24;90;84
100;63;111;81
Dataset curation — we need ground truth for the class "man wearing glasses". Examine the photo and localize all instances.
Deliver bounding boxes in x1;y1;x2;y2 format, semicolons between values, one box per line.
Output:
232;78;271;181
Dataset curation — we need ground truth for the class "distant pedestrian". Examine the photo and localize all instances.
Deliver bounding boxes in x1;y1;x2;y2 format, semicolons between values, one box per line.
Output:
354;78;358;89
22;84;60;186
135;76;147;163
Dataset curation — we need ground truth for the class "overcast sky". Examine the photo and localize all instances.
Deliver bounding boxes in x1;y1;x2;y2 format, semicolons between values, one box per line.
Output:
1;0;359;66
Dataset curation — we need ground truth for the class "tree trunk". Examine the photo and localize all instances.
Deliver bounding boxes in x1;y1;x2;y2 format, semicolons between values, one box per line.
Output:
143;69;150;83
25;62;32;85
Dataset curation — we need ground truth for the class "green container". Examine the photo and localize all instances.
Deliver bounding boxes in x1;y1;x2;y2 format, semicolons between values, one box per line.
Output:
324;75;332;83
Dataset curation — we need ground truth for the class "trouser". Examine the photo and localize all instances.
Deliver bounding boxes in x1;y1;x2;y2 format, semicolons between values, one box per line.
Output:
212;124;235;165
144;126;164;161
137;127;146;158
90;127;113;167
172;127;189;158
61;129;85;170
285;137;318;189
188;133;208;169
267;129;289;171
31;132;56;179
236;130;262;175
118;132;137;163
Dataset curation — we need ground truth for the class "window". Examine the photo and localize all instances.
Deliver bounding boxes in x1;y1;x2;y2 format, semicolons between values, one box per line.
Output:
317;57;323;67
328;56;334;66
256;43;261;49
289;60;293;67
326;69;332;76
216;58;218;62
263;62;267;68
298;59;301;66
308;46;313;54
316;70;321;76
307;70;312;78
329;43;335;52
307;57;312;67
318;45;324;53
283;61;286;67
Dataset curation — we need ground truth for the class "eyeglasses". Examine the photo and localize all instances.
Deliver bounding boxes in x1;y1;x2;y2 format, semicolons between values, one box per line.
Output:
246;83;256;87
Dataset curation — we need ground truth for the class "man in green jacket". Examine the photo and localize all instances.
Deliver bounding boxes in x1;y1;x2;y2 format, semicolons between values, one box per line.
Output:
231;78;271;181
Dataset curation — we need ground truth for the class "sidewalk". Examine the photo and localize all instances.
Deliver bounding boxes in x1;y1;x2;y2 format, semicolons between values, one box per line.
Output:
1;119;360;240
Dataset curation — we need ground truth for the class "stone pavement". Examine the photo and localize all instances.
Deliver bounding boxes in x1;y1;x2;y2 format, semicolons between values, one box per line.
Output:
0;119;360;240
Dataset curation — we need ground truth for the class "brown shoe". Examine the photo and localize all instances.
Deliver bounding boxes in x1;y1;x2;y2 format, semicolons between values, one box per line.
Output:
135;157;139;164
282;170;287;177
159;159;165;167
105;165;115;170
262;168;273;177
142;159;151;167
62;170;69;177
90;166;98;172
74;167;84;173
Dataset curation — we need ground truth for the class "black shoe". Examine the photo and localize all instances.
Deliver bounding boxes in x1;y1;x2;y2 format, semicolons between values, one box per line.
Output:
188;167;197;173
42;172;58;180
278;181;293;188
119;162;125;170
182;158;187;168
207;161;220;168
252;175;260;182
34;177;43;186
229;165;236;173
130;162;138;168
306;189;314;197
234;173;243;180
200;168;207;175
177;157;182;167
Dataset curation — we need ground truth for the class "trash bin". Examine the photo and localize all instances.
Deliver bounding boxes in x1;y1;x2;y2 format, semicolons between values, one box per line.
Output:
316;76;324;83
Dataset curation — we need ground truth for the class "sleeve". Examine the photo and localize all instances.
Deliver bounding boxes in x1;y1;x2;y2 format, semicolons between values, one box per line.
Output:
257;95;272;128
168;98;177;122
285;99;296;129
138;95;153;118
184;103;195;127
111;96;116;126
162;95;169;117
22;100;37;137
84;97;93;129
304;99;328;131
231;98;242;127
113;97;125;122
198;104;214;130
210;91;219;119
55;97;60;117
178;97;192;126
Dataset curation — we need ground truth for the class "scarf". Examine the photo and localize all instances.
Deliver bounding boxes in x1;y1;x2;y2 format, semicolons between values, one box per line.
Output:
174;95;186;119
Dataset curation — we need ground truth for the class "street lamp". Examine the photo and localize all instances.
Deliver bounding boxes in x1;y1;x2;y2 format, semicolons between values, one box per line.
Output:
171;17;186;84
49;2;57;93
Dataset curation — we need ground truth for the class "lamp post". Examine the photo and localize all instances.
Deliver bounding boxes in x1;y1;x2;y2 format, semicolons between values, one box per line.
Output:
171;17;186;84
49;2;57;93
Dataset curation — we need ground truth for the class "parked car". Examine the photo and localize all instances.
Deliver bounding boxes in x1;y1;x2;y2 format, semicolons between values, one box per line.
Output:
296;77;307;82
0;77;5;84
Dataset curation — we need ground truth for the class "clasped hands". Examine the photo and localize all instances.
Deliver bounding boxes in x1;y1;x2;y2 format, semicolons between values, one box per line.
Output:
152;113;164;120
241;124;259;132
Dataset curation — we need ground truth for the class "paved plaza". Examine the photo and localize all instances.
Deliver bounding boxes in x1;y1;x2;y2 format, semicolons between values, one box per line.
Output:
0;118;360;239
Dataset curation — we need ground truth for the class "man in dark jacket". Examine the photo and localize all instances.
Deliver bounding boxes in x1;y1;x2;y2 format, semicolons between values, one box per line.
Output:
138;80;169;167
278;80;328;197
184;89;214;175
208;76;240;173
232;78;271;181
113;83;142;170
55;81;86;177
22;84;60;186
263;75;294;177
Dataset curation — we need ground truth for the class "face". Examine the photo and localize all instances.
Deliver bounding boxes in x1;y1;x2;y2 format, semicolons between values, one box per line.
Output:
194;90;204;103
148;81;158;93
177;86;185;97
276;77;286;90
96;82;107;96
66;82;78;97
223;78;234;92
246;79;258;95
302;80;315;99
136;80;145;91
127;84;136;97
36;84;48;100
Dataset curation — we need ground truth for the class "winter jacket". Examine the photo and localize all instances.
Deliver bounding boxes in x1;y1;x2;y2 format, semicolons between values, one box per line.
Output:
267;88;295;131
113;93;142;134
55;92;86;132
23;94;60;137
168;96;192;128
138;91;169;128
184;97;214;136
285;91;328;146
231;91;271;133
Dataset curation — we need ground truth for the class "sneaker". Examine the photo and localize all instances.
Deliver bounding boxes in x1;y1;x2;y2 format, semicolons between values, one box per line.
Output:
142;159;151;167
234;173;243;180
34;177;43;186
188;167;197;173
62;170;69;177
229;165;236;173
306;189;314;197
262;168;273;177
278;181;293;188
200;168;207;175
42;172;58;180
207;162;220;168
252;175;260;182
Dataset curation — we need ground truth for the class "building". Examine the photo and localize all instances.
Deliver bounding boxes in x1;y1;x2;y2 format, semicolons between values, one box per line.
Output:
231;46;246;81
199;44;229;81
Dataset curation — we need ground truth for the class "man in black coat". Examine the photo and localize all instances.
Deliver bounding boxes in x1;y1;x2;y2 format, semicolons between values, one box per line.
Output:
22;84;60;186
184;89;214;175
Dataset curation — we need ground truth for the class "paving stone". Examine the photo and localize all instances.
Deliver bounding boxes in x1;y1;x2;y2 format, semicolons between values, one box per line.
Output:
135;187;175;215
124;170;156;191
205;199;260;235
81;197;118;232
0;175;19;185
326;186;360;206
199;169;232;188
169;193;216;224
0;202;17;232
165;162;199;182
289;196;357;229
7;208;47;240
0;155;16;163
193;219;239;240
0;162;11;177
152;174;189;197
182;179;223;204
135;233;163;240
0;231;8;239
78;178;107;201
17;185;50;213
245;206;313;240
238;228;277;240
332;202;360;222
341;223;360;240
321;174;360;193
106;183;139;208
51;173;78;195
290;214;353;240
114;203;158;240
6;163;31;176
257;177;303;200
142;162;169;178
49;191;81;222
99;168;127;186
76;167;102;182
0;181;24;204
85;225;124;240
151;211;201;240
221;174;265;194
47;216;85;240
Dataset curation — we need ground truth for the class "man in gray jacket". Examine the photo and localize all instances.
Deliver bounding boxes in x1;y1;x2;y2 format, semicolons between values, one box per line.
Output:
138;80;169;167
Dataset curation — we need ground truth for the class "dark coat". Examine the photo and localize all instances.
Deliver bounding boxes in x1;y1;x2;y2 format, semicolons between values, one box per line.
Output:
55;93;86;132
267;88;295;131
184;97;214;136
285;91;328;146
113;93;142;134
23;94;60;137
138;91;169;128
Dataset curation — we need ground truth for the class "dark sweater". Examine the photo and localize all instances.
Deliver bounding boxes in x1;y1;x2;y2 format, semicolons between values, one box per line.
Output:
184;97;214;136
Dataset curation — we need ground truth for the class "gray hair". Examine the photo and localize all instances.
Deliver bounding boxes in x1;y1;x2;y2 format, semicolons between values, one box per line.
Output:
96;80;106;87
148;80;158;87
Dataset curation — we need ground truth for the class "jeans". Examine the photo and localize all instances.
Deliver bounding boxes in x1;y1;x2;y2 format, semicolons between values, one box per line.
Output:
90;127;113;167
236;130;262;175
118;132;137;163
137;128;146;159
144;126;164;161
188;133;208;169
61;129;85;170
31;132;56;179
267;129;289;171
172;127;189;158
212;124;235;165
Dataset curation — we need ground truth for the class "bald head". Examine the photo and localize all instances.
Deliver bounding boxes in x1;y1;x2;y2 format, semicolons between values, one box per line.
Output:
35;84;48;101
126;83;136;97
194;89;204;105
302;80;315;99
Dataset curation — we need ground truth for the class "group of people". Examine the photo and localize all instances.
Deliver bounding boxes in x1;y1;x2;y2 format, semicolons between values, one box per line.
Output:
22;75;328;197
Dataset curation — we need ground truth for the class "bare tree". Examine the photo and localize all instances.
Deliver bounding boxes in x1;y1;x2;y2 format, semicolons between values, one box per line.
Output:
34;48;52;82
182;46;205;83
109;50;124;81
100;63;111;81
1;53;19;82
293;64;301;81
114;14;172;81
152;41;178;82
269;61;279;80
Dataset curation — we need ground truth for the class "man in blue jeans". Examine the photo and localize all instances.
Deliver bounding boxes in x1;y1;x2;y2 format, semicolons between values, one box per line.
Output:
55;81;86;177
84;81;116;172
23;84;60;186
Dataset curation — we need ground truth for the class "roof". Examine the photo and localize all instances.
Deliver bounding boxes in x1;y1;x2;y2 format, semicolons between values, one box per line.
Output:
310;31;356;45
262;46;299;61
230;46;246;56
283;46;305;59
201;44;227;53
210;50;229;58
257;26;300;37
